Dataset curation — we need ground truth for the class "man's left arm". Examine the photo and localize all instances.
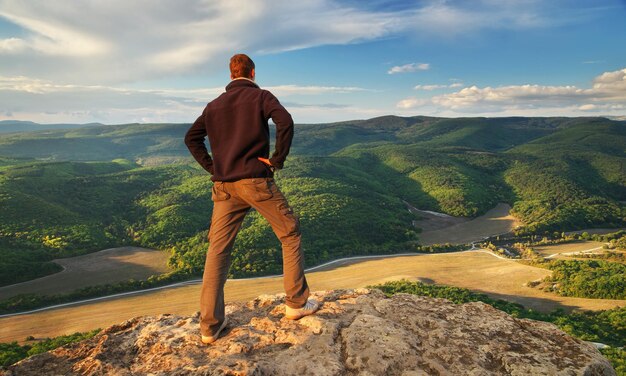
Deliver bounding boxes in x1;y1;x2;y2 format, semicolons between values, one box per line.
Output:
263;92;294;169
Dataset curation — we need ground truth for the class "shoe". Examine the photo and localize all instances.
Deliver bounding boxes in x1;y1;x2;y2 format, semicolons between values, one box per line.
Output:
285;299;320;320
201;317;228;344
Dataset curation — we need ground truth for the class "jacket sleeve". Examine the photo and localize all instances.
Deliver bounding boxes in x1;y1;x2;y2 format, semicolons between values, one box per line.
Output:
263;91;294;169
184;112;214;174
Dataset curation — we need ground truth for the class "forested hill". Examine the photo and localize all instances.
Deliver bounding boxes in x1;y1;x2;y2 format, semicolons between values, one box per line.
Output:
0;116;614;161
0;120;104;134
0;116;624;285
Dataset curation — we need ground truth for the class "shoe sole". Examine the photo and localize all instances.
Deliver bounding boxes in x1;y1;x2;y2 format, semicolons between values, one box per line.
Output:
284;313;307;320
201;318;228;344
284;305;320;320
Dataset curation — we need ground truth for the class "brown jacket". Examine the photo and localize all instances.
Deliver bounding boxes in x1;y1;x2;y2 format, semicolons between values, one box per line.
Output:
185;79;294;181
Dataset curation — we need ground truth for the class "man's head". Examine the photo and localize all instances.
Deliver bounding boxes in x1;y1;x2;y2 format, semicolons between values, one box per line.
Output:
230;54;255;80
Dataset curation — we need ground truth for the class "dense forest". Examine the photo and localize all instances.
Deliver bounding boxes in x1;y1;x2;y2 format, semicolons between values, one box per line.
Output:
0;116;625;289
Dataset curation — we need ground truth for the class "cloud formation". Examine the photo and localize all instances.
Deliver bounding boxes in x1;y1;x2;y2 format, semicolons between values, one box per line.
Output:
414;82;463;90
0;0;567;84
388;63;430;75
0;0;402;84
0;0;617;123
403;0;550;37
397;68;626;115
0;75;371;123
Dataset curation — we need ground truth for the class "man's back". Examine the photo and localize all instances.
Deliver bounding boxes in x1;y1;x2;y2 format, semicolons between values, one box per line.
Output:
185;79;293;182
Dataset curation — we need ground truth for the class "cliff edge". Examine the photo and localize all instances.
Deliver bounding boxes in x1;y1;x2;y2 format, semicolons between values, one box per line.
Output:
3;289;615;375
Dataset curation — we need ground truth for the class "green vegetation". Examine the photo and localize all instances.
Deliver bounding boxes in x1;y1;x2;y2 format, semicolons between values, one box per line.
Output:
0;155;420;291
1;117;624;369
0;329;100;367
374;280;625;374
0;116;625;306
0;159;190;286
535;259;626;300
0;123;190;161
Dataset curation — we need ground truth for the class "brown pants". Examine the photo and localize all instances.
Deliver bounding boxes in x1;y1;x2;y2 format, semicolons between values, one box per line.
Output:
200;177;310;336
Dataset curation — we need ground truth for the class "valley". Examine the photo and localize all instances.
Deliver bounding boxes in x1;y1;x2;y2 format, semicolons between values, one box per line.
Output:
0;208;624;344
0;201;517;302
0;115;624;357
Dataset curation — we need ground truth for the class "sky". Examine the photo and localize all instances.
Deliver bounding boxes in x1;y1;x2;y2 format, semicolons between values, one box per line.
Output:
0;0;625;124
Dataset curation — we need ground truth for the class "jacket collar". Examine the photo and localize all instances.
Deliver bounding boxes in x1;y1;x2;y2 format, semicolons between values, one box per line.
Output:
226;78;259;91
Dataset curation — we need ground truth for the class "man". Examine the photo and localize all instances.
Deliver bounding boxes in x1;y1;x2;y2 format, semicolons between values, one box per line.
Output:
185;53;319;345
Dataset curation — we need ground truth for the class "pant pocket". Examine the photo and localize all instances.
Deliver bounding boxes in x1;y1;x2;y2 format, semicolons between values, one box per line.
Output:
243;178;273;201
211;182;231;201
278;202;300;236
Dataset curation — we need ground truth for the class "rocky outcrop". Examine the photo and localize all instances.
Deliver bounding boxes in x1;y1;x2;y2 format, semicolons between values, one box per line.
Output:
3;289;615;375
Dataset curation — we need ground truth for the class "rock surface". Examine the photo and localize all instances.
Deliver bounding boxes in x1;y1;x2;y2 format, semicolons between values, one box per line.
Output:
3;289;615;375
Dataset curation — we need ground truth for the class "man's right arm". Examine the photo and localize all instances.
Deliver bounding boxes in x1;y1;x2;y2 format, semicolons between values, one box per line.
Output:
184;113;215;174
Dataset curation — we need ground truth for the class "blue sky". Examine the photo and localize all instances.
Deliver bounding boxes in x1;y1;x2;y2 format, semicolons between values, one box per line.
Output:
0;0;625;124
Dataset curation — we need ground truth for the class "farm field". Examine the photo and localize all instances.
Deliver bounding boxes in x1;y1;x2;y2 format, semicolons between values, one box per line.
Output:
0;247;171;300
418;203;520;245
1;249;624;344
533;241;607;259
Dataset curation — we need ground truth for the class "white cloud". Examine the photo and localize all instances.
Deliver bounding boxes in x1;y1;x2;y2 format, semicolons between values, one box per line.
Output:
0;75;374;123
266;85;369;96
401;0;555;37
414;82;464;90
0;9;112;56
0;0;615;122
414;84;446;91
578;104;597;111
0;0;402;84
396;97;428;109
396;68;626;116
388;63;430;75
0;0;599;85
0;37;26;53
0;76;369;98
430;84;588;110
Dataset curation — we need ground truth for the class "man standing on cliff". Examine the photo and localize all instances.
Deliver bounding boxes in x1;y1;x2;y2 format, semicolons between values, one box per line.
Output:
185;54;318;344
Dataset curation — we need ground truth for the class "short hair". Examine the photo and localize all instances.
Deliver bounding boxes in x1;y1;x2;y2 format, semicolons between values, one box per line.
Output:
230;54;255;79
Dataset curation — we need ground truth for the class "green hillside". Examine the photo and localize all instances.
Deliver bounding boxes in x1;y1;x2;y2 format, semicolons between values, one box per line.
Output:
0;120;102;134
0;123;190;162
0;156;419;286
0;116;625;289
